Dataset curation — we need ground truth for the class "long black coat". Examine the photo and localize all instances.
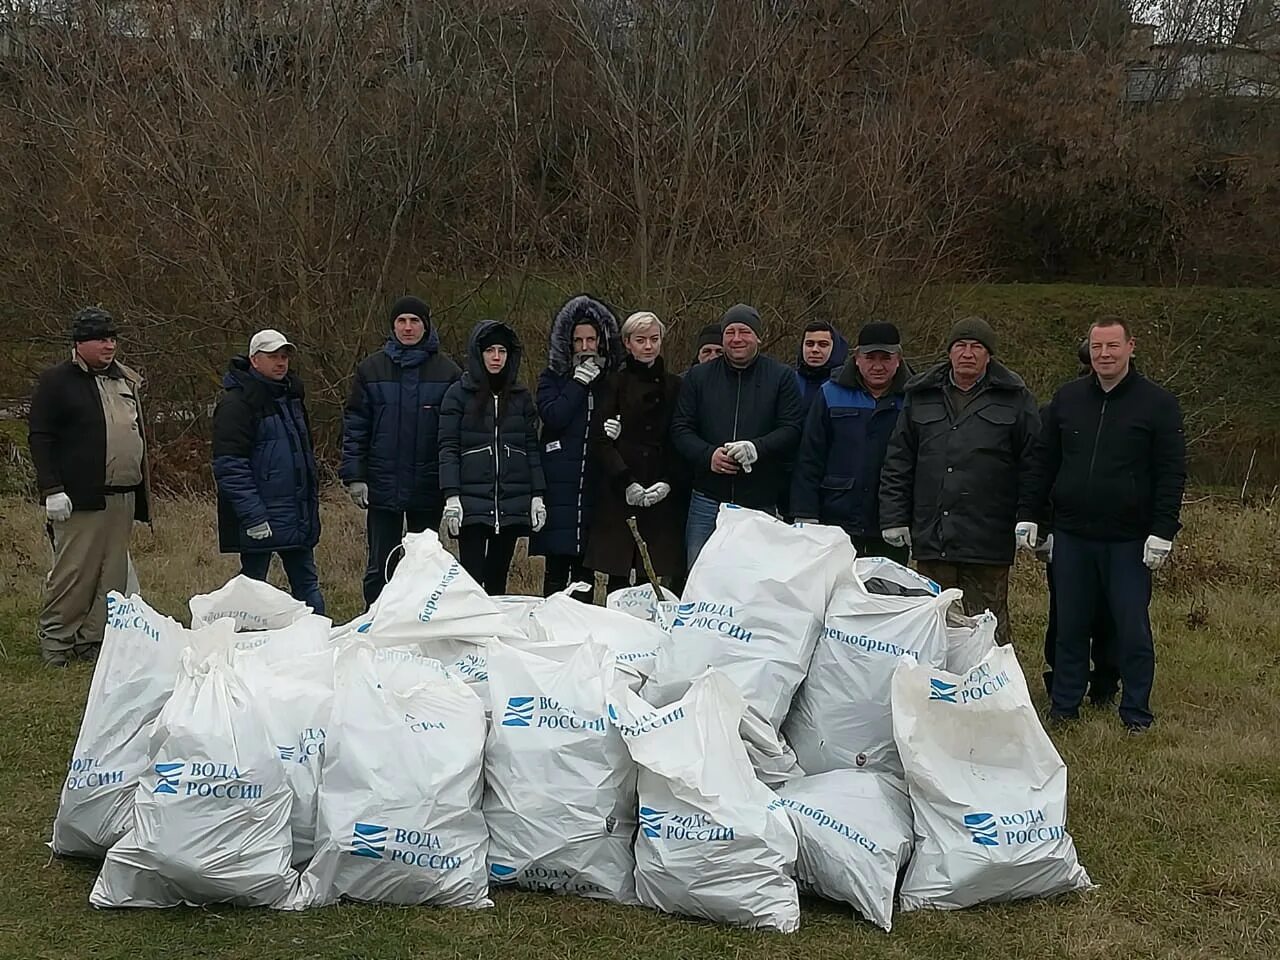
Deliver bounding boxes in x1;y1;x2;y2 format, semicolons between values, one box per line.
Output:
438;321;546;532
585;355;688;577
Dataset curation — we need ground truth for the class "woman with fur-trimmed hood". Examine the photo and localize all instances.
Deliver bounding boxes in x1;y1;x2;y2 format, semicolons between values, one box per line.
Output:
529;294;624;600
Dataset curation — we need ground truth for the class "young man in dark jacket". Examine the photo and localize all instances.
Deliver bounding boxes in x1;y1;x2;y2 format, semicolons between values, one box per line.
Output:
793;319;849;415
439;320;546;595
791;321;908;563
1026;318;1186;732
879;317;1039;644
28;307;152;665
531;295;624;601
671;303;805;567
212;329;324;613
340;295;461;606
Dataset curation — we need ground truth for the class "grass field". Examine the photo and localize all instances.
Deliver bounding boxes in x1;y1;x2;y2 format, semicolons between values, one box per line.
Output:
1;493;1278;960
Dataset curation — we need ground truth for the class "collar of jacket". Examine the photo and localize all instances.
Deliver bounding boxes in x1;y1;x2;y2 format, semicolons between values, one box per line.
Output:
835;357;910;394
906;358;1026;395
795;330;850;383
1088;364;1141;397
383;328;438;368
624;354;665;379
71;350;127;380
223;355;305;399
546;294;624;375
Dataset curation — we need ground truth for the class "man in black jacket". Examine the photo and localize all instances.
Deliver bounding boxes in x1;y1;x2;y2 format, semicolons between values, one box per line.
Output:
1026;318;1186;732
879;317;1039;644
671;303;804;567
28;308;151;666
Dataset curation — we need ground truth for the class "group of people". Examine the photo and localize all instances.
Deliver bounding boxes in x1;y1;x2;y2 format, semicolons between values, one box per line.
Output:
29;296;1186;733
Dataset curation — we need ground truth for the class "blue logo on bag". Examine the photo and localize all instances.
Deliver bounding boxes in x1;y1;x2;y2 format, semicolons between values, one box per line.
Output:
502;696;535;727
639;806;667;838
351;822;388;859
489;862;518;883
964;812;1000;846
929;678;958;703
277;745;296;761
154;762;184;795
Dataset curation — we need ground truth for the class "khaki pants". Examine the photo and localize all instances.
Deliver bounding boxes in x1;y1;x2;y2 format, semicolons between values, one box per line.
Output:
915;559;1013;646
38;493;134;661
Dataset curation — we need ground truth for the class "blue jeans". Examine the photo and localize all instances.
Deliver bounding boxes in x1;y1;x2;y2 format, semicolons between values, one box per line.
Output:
1049;531;1153;727
363;507;441;607
685;492;722;570
239;548;325;616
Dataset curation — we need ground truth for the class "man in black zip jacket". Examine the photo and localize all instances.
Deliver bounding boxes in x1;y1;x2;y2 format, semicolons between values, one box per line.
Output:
1026;317;1186;733
671;303;804;567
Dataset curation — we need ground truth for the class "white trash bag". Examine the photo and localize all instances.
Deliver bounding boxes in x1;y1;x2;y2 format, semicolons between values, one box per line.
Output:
785;586;959;776
892;645;1093;911
485;637;637;903
189;574;311;631
295;646;489;909
90;623;298;908
528;589;669;681
855;557;941;596
945;609;999;675
51;593;188;859
606;584;679;623
776;770;914;932
611;670;800;932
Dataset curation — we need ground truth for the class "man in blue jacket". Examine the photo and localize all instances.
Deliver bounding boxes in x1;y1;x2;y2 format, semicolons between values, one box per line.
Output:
793;319;849;416
212;329;324;613
790;322;908;562
341;296;461;606
531;294;624;601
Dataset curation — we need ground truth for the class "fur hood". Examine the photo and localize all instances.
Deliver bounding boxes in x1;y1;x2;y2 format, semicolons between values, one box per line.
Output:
546;294;624;376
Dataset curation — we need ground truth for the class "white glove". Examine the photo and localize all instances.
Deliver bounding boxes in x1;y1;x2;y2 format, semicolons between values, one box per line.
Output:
1143;535;1173;570
531;496;547;532
348;481;369;510
1034;533;1054;564
443;496;463;537
724;440;758;473
604;416;621;440
1015;521;1038;551
572;358;602;385
246;521;272;540
882;526;911;549
625;482;647;507
642;481;671;507
45;491;72;522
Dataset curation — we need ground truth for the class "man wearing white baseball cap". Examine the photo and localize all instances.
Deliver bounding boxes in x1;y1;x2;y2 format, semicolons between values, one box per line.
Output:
210;328;324;612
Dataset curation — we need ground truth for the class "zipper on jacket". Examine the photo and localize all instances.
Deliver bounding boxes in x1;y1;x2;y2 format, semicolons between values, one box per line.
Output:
493;394;501;533
576;391;593;553
1087;397;1109;490
730;371;742;503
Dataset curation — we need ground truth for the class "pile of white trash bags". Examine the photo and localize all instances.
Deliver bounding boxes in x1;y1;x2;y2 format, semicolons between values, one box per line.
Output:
51;508;1092;932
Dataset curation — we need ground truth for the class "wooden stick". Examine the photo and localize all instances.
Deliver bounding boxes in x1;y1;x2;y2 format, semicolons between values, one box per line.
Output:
626;516;663;601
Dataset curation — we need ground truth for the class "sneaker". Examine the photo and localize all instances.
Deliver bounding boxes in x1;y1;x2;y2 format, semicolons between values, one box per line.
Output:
74;646;100;665
42;653;72;669
1124;722;1151;736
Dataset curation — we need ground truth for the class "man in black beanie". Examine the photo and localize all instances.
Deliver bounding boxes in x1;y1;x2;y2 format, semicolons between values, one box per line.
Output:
879;315;1039;644
340;295;461;606
671;303;804;567
693;323;724;366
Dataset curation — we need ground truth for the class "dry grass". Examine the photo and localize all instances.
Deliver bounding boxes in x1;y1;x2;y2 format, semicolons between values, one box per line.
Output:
0;493;1278;959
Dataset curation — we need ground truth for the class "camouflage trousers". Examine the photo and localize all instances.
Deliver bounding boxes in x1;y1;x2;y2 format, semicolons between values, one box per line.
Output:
914;560;1012;646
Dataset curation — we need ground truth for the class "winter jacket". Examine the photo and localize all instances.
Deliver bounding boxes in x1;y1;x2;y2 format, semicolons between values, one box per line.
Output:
794;329;850;414
879;360;1040;566
339;330;461;512
531;295;624;558
670;352;804;512
1031;367;1185;542
212;357;321;554
439;321;545;532
790;362;907;536
28;357;152;523
585;355;688;577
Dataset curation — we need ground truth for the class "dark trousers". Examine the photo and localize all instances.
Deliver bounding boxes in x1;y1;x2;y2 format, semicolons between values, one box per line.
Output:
239;548;325;615
363;506;442;607
543;554;594;603
915;559;1012;646
1050;531;1155;728
457;526;521;596
1044;558;1119;701
850;534;910;567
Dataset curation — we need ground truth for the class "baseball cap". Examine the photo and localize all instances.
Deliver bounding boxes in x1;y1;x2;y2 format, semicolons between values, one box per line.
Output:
249;329;295;356
856;321;902;355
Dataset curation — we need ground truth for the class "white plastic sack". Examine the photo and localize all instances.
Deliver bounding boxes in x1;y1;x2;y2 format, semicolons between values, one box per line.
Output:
90;623;298;908
855;557;941;596
606;584;679;623
493;594;544;631
189;574;311;631
296;646;489;909
892;645;1093;910
485;637;637;903
51;593;188;859
528;591;669;680
945;609;999;675
611;670;800;932
785;586;960;776
776;770;914;932
230;614;335;865
649;506;855;730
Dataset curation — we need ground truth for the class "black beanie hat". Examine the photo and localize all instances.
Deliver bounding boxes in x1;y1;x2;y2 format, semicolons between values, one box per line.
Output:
948;316;997;355
70;306;118;343
696;323;722;350
477;324;514;352
720;303;762;337
389;296;431;328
